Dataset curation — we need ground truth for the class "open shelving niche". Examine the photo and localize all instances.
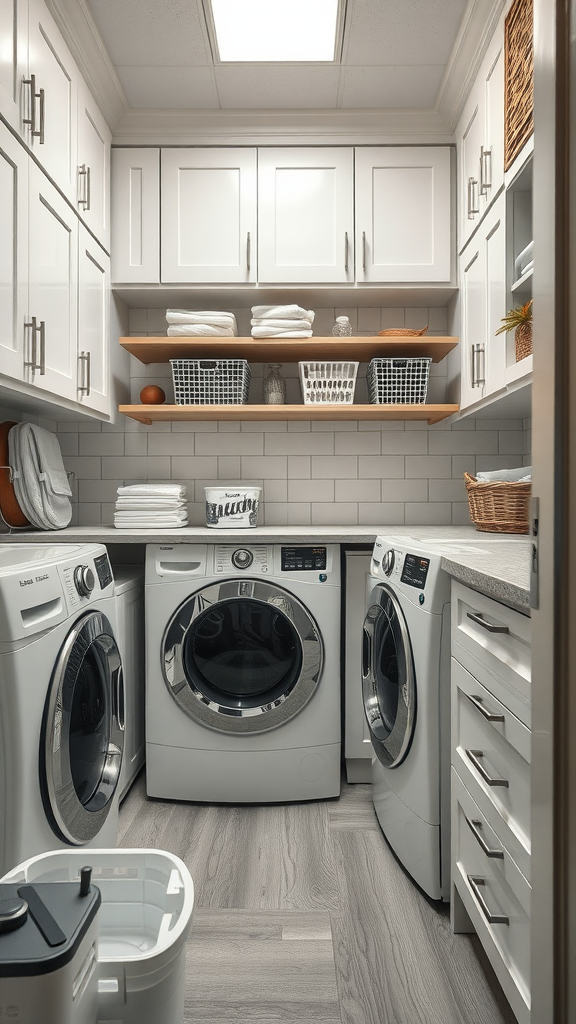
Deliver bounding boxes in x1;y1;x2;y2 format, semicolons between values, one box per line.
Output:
119;336;460;426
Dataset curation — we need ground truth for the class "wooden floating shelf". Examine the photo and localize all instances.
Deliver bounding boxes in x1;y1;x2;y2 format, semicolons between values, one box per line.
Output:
121;336;458;365
119;404;460;426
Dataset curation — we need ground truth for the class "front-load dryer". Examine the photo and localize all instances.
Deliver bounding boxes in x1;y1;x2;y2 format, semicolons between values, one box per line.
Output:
0;543;124;878
145;543;341;803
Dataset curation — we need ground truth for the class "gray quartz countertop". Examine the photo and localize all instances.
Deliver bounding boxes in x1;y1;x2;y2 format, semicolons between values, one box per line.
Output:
440;539;531;614
0;522;530;611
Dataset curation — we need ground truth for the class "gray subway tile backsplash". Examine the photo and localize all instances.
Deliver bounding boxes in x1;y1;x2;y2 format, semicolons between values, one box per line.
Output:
40;306;530;529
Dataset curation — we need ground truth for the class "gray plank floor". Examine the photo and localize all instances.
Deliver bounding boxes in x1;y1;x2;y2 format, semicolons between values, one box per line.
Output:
118;773;516;1024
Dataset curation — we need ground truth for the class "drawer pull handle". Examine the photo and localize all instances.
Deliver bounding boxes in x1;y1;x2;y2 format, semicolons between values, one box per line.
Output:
465;816;504;859
467;875;509;925
465;693;505;723
467;611;510;634
465;749;509;788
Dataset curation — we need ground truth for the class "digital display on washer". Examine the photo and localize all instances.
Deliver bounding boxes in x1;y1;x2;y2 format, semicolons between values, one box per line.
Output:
281;546;327;571
400;553;430;589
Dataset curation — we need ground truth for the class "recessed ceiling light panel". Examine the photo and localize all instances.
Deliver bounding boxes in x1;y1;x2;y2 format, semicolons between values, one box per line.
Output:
209;0;341;62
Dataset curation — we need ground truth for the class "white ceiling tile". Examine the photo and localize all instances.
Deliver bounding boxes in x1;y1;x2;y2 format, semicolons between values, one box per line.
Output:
117;67;219;108
214;66;341;109
86;0;211;67
343;0;468;67
341;65;445;109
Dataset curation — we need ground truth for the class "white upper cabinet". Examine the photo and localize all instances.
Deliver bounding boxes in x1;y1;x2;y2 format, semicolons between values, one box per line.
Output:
77;225;110;415
458;26;505;251
257;147;354;284
76;78;111;250
111;148;160;284
0;0;28;133
355;147;451;283
161;148;257;284
26;0;78;203
458;192;507;412
0;123;28;383
27;161;78;401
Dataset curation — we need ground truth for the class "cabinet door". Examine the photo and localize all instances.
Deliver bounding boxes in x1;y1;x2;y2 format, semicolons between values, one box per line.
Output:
355;147;451;283
483;194;507;396
0;123;28;382
27;0;78;200
459;100;483;252
77;225;110;416
162;147;257;284
28;162;78;400
258;147;353;284
111;148;159;283
0;0;28;133
77;78;111;250
459;243;485;410
481;35;505;212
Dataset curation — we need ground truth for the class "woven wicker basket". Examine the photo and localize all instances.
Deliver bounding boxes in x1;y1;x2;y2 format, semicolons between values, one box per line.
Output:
378;327;428;337
464;472;530;534
504;0;534;170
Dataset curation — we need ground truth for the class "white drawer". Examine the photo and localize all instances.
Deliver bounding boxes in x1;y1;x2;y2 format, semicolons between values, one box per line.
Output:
453;659;531;859
451;581;531;718
453;772;531;1024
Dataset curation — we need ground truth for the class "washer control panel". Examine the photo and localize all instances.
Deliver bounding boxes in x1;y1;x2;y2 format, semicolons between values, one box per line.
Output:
400;553;431;590
74;564;95;597
94;552;112;589
215;545;269;573
281;546;327;571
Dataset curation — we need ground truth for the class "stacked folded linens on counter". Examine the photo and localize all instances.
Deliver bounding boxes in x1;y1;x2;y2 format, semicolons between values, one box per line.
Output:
165;310;238;337
114;484;188;529
251;304;314;338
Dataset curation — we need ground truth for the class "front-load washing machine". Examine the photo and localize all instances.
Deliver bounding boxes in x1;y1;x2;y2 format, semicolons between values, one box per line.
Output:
363;534;453;900
145;543;341;803
0;543;124;878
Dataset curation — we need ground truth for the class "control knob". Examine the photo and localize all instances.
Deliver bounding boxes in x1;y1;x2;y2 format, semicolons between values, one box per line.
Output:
74;564;95;597
231;548;253;569
381;549;395;577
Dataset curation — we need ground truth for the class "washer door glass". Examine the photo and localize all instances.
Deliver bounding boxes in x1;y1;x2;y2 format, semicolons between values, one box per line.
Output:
162;579;322;734
362;584;416;768
42;611;124;844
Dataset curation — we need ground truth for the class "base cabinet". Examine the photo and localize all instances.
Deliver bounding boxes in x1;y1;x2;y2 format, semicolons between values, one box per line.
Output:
451;580;531;1024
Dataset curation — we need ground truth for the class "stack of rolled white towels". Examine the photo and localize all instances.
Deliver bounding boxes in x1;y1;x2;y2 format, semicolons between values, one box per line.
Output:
251;304;314;338
166;310;238;337
114;484;189;529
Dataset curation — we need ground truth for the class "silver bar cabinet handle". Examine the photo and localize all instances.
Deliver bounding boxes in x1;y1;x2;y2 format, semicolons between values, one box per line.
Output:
78;164;87;207
24;316;38;369
344;232;349;273
246;231;251;272
465;817;504;859
362;231;366;272
37;87;45;144
471;344;485;388
480;146;492;194
467;611;509;634
468;875;509;925
465;749;509;788
468;177;479;217
465;693;505;723
85;165;91;211
22;75;36;134
78;352;91;395
38;320;46;374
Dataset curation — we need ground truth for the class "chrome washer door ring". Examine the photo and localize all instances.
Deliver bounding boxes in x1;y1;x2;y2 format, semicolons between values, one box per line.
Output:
42;611;124;845
162;579;323;734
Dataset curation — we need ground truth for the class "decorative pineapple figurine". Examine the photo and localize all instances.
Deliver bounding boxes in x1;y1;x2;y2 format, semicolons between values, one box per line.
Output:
495;299;533;362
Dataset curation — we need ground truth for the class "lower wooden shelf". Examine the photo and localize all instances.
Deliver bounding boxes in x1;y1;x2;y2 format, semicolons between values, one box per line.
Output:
119;403;459;425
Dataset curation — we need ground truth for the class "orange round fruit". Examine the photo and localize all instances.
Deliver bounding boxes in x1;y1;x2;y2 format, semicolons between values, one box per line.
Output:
140;385;166;404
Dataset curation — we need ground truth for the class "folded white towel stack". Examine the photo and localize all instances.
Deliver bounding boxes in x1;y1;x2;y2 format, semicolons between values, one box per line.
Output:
165;310;238;338
114;483;189;529
250;304;314;339
475;466;532;483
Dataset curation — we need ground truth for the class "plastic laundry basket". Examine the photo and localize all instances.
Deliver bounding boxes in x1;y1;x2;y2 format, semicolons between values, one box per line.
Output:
1;849;194;1024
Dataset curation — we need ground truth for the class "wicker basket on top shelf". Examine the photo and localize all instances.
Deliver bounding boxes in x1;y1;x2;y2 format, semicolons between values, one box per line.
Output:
464;472;530;534
504;0;534;170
